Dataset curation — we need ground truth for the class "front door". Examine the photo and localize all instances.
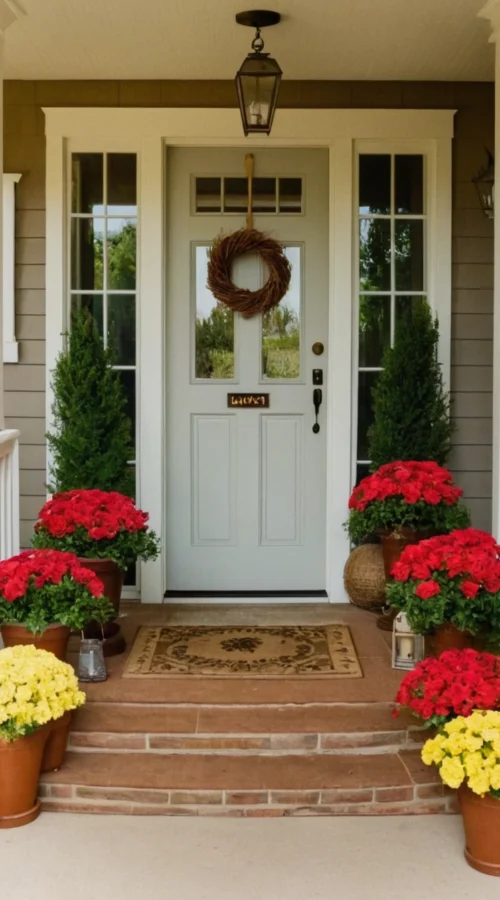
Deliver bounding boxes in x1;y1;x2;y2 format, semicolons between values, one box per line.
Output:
166;148;329;594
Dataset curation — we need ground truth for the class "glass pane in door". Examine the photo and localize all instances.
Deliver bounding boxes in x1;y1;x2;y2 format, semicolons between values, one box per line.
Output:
194;245;235;379
262;246;301;380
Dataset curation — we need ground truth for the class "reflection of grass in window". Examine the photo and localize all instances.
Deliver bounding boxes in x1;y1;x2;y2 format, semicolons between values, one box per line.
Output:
195;303;234;378
262;304;300;378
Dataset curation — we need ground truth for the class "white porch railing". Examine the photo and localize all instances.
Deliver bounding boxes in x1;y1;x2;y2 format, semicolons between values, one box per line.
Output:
0;429;20;559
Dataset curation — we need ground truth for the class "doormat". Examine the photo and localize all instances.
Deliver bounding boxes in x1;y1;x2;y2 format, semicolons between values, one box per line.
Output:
123;625;362;678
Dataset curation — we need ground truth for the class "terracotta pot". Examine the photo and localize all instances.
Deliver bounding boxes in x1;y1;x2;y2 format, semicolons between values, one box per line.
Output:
80;558;126;657
459;786;500;876
377;529;425;631
78;558;123;617
0;726;50;828
1;623;71;662
434;623;473;656
41;712;72;773
379;528;425;580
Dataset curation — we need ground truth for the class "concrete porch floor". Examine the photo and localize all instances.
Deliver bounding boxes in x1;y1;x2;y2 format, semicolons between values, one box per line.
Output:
0;814;497;899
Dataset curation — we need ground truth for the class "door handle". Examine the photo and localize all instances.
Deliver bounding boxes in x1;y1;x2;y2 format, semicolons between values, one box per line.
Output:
312;388;322;434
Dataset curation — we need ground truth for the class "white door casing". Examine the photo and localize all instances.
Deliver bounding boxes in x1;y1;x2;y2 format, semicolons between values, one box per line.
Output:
44;108;454;602
166;148;329;593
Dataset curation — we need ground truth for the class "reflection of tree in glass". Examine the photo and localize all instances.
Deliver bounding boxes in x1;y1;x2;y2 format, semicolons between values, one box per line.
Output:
359;296;388;366
359;217;390;292
262;304;300;379
108;223;136;290
196;303;234;378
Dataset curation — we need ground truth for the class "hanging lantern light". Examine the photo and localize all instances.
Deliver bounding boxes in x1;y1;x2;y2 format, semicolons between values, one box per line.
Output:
472;150;494;219
235;10;282;136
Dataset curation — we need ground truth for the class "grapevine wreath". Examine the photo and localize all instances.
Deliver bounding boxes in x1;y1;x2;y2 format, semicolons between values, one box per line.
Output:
207;227;292;319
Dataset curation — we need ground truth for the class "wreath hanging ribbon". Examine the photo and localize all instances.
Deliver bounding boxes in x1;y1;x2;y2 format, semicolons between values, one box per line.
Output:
206;154;292;319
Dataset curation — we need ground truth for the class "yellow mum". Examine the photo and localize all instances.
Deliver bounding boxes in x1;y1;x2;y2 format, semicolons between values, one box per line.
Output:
0;645;86;742
422;710;500;798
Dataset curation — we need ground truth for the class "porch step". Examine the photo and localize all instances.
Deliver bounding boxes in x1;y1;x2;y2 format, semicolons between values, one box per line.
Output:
68;701;421;753
40;748;453;817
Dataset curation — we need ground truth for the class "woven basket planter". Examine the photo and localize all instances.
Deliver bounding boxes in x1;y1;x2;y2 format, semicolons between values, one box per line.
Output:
343;544;386;611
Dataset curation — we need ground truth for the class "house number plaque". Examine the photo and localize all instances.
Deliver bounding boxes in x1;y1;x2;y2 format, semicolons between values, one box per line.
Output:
227;393;270;408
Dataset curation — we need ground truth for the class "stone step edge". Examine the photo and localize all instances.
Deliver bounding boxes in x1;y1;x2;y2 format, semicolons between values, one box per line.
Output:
39;783;456;817
68;730;423;753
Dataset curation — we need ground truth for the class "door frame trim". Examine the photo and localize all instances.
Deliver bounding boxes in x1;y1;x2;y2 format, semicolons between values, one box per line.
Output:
44;107;455;603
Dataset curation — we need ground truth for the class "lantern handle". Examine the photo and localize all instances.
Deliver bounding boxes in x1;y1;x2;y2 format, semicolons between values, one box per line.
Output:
245;153;254;230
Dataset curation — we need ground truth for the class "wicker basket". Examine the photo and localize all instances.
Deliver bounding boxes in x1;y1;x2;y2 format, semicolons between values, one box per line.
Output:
343;544;386;611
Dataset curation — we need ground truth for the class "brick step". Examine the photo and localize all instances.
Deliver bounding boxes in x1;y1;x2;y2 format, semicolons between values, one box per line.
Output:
69;702;419;753
40;749;453;817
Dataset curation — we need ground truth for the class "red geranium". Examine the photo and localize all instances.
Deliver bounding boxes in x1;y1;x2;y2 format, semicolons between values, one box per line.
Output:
348;461;463;512
0;549;114;634
387;528;500;637
0;549;104;601
394;649;500;726
346;461;470;543
33;490;160;570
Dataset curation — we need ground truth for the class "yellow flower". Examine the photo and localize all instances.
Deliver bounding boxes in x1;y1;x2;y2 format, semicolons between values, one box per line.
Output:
440;756;465;789
468;770;491;796
422;736;446;766
490;765;500;791
444;717;467;734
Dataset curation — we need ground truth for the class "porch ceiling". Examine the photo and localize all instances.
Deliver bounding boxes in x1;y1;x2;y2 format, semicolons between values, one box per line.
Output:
4;0;495;82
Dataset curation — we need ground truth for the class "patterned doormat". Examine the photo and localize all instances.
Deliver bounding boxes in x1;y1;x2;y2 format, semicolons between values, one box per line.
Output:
124;625;362;678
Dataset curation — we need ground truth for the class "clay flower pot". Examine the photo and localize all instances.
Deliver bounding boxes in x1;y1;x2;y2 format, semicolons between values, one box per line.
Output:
80;558;126;657
459;786;500;876
41;712;72;773
1;623;71;662
434;623;473;657
377;528;425;631
0;727;50;828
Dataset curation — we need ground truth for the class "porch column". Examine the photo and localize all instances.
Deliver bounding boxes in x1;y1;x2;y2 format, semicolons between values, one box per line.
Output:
479;1;500;536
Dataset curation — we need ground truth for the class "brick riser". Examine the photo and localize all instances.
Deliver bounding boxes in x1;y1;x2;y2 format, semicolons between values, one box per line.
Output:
40;782;456;817
67;728;420;753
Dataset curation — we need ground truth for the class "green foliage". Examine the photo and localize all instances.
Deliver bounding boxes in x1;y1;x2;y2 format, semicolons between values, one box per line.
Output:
368;301;454;469
0;578;115;634
47;310;134;495
387;575;500;638
196;304;234;378
33;526;160;572
262;305;300;378
347;499;470;545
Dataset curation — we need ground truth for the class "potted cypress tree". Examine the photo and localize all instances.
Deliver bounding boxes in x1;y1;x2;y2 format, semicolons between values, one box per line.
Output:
368;301;453;470
365;301;458;629
44;310;135;655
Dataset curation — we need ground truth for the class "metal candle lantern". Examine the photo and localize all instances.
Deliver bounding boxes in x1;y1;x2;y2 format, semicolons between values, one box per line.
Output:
235;10;282;136
78;638;107;682
392;612;425;670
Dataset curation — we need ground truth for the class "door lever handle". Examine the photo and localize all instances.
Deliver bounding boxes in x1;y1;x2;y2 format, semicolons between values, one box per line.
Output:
312;388;323;434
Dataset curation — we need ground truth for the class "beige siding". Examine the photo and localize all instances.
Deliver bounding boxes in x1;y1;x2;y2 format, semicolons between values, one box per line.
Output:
2;79;495;544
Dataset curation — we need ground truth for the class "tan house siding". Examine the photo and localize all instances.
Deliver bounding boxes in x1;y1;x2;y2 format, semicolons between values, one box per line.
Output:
2;79;495;545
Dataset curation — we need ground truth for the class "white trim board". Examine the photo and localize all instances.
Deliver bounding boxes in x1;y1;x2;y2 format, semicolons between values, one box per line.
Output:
44;107;455;604
2;173;21;364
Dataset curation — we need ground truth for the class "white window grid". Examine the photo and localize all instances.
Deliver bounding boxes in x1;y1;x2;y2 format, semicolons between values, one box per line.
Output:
354;151;428;482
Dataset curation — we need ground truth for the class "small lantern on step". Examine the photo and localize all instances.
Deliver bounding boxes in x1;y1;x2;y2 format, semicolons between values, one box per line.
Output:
78;638;107;683
472;150;494;219
392;612;425;670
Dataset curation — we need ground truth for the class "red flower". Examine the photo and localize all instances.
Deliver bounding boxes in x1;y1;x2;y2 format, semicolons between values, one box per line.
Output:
415;580;441;599
348;461;463;512
0;549;104;603
34;490;150;542
395;649;500;723
460;580;480;598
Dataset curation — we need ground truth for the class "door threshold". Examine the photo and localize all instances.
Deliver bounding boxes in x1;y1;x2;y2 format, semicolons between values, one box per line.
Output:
164;590;329;605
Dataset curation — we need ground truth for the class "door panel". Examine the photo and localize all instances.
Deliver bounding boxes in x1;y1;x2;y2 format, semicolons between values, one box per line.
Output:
166;148;329;593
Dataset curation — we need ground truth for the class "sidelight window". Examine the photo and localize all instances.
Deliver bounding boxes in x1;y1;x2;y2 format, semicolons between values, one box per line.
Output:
355;153;427;484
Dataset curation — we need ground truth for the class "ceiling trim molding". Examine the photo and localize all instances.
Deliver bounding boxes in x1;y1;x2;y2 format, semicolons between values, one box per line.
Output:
479;0;500;42
43;107;456;142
